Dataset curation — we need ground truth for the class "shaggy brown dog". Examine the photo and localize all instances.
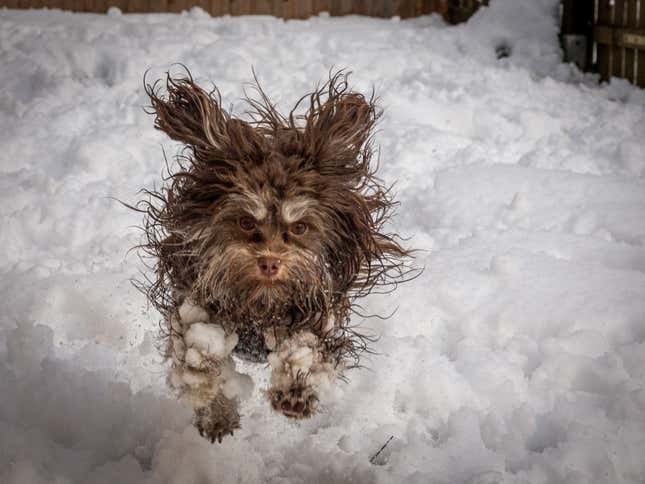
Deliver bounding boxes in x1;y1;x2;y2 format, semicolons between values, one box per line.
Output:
134;69;412;442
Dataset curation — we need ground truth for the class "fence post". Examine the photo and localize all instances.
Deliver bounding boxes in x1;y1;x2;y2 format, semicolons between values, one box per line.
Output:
561;0;594;71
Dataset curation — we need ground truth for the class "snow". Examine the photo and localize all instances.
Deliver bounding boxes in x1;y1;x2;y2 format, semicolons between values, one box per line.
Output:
177;300;210;325
183;323;237;360
1;1;645;483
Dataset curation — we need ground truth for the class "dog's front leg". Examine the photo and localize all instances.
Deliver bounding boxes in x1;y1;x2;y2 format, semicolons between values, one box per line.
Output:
166;301;253;442
264;329;342;419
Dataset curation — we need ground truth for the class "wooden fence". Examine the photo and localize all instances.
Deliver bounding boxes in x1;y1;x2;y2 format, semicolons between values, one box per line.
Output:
0;0;486;22
562;0;645;88
594;0;645;87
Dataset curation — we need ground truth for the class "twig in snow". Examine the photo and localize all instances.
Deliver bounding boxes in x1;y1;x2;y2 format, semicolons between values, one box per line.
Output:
369;435;394;465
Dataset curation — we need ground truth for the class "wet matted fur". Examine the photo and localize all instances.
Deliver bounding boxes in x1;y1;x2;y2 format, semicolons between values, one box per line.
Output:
131;68;414;442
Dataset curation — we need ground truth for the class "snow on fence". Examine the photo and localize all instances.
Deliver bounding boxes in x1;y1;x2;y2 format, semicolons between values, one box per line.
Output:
0;0;486;22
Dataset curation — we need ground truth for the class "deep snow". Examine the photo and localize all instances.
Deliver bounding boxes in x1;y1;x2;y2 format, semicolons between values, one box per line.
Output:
1;1;645;483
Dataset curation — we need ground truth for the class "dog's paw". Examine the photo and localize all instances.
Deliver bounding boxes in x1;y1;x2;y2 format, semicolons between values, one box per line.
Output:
269;384;319;419
193;394;240;443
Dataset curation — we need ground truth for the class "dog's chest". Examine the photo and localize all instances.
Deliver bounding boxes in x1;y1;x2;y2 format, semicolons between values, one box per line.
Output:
233;325;270;362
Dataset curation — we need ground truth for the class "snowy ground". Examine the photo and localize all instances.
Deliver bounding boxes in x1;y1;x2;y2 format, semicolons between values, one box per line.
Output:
2;2;645;483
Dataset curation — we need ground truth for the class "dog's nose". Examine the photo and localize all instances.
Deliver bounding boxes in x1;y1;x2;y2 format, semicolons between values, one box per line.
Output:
257;256;281;278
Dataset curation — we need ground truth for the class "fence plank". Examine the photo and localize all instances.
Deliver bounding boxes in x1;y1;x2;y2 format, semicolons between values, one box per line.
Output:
229;0;247;15
249;0;272;14
353;0;367;15
107;0;128;12
638;0;645;86
361;0;375;16
398;0;416;18
30;0;49;7
282;0;294;17
329;0;350;16
297;0;313;18
596;0;612;81
375;0;391;16
622;0;636;83
269;0;283;18
196;0;208;13
423;0;447;17
623;1;634;82
378;0;393;16
166;0;186;13
314;0;330;15
612;0;626;78
626;0;638;27
129;0;150;13
368;0;386;17
208;0;228;16
47;0;64;10
89;0;105;13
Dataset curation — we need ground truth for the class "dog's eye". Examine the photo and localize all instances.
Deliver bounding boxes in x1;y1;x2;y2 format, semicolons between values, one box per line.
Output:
290;222;307;235
239;216;256;231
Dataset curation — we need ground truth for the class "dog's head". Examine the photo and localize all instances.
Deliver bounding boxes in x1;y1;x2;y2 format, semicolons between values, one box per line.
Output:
138;70;411;325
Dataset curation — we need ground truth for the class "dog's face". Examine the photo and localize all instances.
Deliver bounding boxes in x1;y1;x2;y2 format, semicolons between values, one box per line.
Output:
193;164;335;320
140;71;410;323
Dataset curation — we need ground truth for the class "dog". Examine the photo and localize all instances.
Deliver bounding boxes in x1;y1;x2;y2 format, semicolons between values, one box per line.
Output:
134;69;412;443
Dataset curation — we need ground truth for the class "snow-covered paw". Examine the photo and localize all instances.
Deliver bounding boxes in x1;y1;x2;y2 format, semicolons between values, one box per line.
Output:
266;331;339;419
184;323;238;361
269;383;319;419
194;393;240;443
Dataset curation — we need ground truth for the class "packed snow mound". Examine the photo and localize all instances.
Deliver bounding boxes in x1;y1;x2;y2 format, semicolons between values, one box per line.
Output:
1;3;645;484
458;0;563;76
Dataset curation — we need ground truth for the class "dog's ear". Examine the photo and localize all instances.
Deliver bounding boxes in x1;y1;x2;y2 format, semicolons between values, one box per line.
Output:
302;74;380;178
145;73;265;163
